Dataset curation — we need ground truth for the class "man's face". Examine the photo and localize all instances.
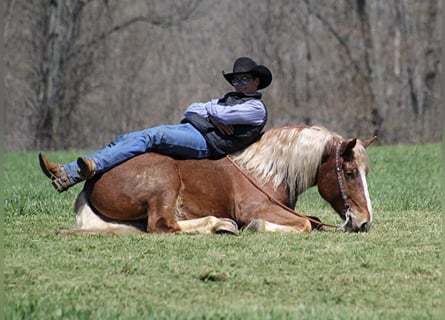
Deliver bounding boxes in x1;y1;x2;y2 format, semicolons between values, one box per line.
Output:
231;73;260;94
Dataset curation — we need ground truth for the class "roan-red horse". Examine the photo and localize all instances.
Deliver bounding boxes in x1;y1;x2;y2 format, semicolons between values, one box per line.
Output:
65;125;377;235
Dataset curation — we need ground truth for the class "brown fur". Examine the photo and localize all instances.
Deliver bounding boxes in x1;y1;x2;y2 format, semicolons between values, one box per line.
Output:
70;125;377;234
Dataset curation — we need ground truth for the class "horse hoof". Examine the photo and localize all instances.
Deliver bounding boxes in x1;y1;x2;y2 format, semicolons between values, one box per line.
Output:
307;215;324;231
215;218;239;235
244;219;265;232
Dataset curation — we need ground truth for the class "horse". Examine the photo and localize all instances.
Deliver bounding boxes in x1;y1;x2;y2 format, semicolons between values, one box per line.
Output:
64;125;377;235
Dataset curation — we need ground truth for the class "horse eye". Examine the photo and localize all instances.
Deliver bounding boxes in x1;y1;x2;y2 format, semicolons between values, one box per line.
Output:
344;171;355;179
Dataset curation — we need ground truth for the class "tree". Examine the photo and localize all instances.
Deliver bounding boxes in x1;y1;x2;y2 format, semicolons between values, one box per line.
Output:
5;0;441;150
5;0;201;150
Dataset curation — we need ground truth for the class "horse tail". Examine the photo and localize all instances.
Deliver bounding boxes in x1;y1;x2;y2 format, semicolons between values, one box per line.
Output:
62;191;145;236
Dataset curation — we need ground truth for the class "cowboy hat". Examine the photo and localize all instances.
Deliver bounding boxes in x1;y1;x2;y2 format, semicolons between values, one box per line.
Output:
222;57;272;90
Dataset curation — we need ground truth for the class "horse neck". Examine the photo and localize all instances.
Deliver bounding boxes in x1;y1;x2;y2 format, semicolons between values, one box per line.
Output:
233;126;339;205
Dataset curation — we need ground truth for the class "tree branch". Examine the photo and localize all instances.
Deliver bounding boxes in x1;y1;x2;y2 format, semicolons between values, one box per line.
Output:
69;0;201;60
304;0;368;83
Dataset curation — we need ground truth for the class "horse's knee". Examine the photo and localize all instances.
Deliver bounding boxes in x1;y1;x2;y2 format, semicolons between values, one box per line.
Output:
148;216;181;233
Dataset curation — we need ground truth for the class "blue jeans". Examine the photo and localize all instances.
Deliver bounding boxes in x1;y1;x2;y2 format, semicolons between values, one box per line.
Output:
64;123;209;183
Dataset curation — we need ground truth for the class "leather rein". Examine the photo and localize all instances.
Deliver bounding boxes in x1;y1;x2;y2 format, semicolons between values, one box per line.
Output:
227;140;351;231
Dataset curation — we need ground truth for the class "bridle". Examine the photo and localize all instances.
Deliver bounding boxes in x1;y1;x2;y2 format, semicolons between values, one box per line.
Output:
226;140;353;231
335;140;352;231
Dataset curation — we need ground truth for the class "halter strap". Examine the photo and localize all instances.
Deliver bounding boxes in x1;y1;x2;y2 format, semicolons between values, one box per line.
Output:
335;140;352;231
335;140;348;202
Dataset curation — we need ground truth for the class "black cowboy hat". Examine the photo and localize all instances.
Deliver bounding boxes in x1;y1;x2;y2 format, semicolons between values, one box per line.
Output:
222;57;272;90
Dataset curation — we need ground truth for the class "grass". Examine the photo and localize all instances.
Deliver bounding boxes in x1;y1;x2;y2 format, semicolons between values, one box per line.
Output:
3;144;442;319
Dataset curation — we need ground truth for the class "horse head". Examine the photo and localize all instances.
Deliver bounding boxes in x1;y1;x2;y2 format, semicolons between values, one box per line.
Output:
317;136;377;232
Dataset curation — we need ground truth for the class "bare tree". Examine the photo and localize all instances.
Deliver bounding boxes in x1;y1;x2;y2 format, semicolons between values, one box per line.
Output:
5;0;202;150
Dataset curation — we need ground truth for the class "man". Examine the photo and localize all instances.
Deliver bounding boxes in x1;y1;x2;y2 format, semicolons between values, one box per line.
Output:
39;57;272;192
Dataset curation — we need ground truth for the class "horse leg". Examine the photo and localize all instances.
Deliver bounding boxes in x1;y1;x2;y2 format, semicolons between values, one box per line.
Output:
244;217;312;233
63;191;145;235
145;191;183;233
176;217;239;235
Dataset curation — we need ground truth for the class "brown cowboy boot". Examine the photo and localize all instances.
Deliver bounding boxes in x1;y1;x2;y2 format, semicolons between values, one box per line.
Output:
38;153;75;192
77;157;97;180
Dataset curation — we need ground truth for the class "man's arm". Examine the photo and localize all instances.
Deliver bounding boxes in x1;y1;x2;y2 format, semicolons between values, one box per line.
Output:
184;99;218;118
184;98;265;135
208;116;234;135
205;99;266;126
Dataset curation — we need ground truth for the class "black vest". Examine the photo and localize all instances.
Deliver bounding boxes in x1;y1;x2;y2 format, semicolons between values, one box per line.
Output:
181;92;267;159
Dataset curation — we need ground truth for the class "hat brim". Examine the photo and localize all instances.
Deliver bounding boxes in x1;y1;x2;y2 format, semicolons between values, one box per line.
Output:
223;65;272;90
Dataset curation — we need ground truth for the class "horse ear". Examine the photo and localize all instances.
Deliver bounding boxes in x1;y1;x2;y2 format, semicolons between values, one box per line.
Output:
360;136;378;148
341;138;357;161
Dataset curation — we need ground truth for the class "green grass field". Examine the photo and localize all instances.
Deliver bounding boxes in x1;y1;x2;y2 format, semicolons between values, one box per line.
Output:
4;144;442;319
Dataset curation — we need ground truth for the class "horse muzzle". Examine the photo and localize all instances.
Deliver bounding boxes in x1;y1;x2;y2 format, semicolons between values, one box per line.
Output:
337;209;372;233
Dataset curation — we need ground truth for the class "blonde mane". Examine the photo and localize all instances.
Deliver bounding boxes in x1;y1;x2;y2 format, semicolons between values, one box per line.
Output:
232;125;341;204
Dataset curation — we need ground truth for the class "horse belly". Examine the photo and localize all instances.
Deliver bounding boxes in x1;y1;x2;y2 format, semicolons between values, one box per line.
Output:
174;160;236;220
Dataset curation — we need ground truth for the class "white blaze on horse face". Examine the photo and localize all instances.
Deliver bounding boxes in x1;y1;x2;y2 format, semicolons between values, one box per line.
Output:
358;164;373;226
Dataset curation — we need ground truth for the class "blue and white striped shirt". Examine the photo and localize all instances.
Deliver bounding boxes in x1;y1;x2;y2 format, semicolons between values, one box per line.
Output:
184;96;266;126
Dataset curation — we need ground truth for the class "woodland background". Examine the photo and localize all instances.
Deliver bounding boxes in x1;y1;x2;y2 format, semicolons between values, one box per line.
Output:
4;0;442;151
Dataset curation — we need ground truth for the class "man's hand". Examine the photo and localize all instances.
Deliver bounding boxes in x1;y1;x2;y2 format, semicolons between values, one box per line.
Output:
209;116;234;135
